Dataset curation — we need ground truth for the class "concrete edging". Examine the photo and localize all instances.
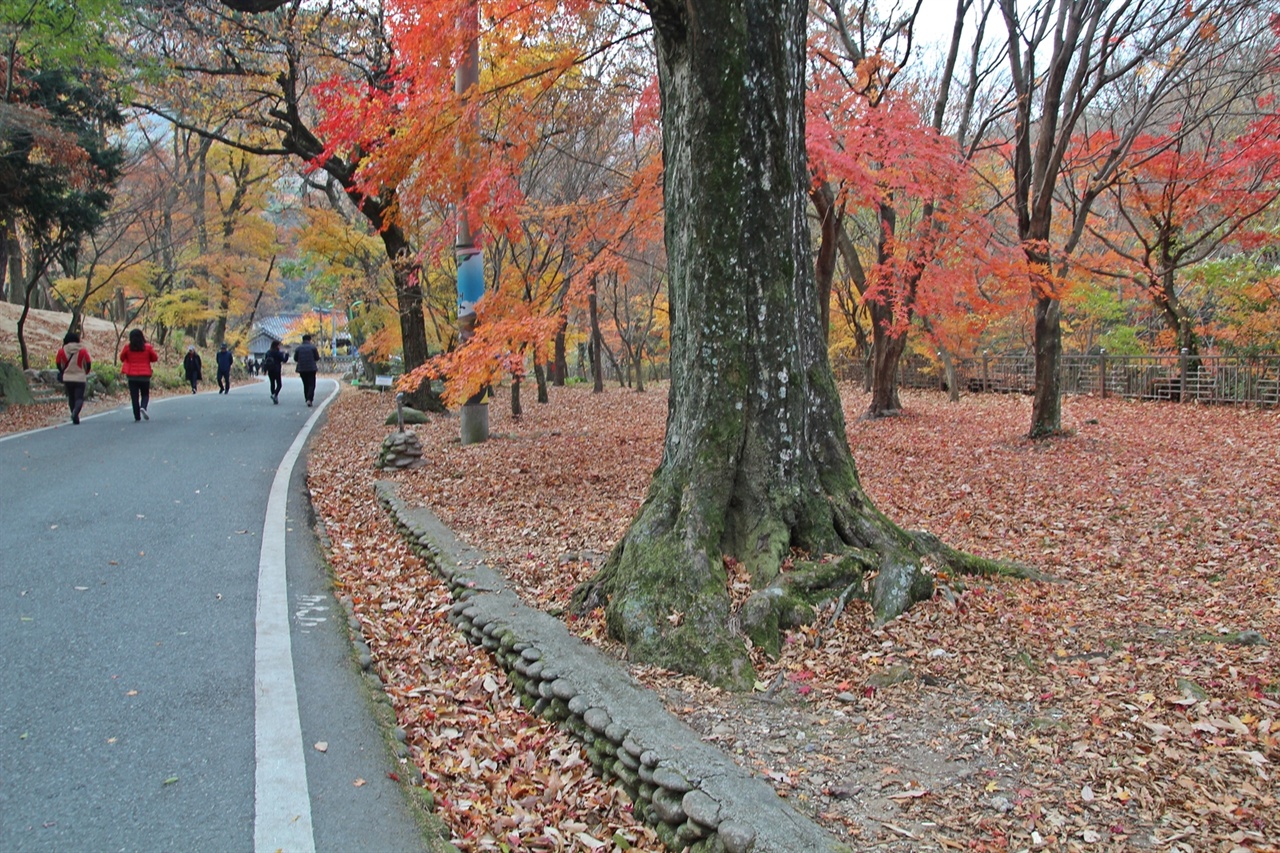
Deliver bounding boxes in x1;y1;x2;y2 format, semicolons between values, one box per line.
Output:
374;480;850;853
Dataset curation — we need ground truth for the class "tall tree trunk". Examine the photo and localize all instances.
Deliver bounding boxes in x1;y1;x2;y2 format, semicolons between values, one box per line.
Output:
573;0;1021;689
588;284;603;393
811;181;840;341
1154;268;1199;357
864;200;929;419
534;361;549;403
373;213;442;413
867;306;905;417
1025;234;1062;436
632;347;645;393
0;218;11;304
553;329;567;387
6;225;22;305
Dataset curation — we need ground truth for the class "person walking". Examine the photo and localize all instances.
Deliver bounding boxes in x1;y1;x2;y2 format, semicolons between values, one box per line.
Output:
55;332;92;425
293;333;320;407
262;340;287;404
215;343;233;394
120;329;159;421
183;345;203;394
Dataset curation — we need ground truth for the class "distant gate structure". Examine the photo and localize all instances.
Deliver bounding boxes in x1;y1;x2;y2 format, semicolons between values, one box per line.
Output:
835;351;1280;408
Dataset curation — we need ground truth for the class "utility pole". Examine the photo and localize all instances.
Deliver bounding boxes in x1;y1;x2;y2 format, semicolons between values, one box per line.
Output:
455;1;488;445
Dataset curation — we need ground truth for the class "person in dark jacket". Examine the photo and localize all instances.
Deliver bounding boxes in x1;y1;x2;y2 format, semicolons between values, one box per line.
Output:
183;345;203;394
262;340;287;404
55;332;92;425
120;329;159;421
293;333;321;407
215;343;233;394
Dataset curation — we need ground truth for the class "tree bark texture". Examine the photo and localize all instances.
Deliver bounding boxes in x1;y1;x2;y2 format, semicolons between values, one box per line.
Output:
573;0;1015;688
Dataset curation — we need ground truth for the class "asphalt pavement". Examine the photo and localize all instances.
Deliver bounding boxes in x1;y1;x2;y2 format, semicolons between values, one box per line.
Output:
0;377;431;853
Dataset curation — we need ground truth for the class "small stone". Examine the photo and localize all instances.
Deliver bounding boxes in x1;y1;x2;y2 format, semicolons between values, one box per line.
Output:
717;819;757;853
676;820;708;843
651;787;686;824
1177;677;1209;702
682;789;721;828
583;707;611;733
866;664;914;688
652;766;693;793
1227;630;1267;646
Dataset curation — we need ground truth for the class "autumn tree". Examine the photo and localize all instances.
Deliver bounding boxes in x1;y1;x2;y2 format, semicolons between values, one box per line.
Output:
129;0;443;410
195;143;282;346
807;0;1007;417
2;1;126;366
1191;250;1280;354
995;0;1262;436
1079;68;1280;356
285;189;449;364
50;142;185;343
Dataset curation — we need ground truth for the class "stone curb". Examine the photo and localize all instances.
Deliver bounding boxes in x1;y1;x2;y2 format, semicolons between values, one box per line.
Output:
374;480;851;853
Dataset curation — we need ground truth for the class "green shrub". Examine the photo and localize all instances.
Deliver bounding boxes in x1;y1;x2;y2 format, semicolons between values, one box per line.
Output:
92;363;121;393
154;364;187;390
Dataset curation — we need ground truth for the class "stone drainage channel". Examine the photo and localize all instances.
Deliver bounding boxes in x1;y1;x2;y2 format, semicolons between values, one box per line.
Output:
372;481;849;853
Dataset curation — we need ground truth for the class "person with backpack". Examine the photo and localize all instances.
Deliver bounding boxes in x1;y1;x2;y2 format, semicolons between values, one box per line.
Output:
55;332;93;425
120;329;159;421
262;340;288;404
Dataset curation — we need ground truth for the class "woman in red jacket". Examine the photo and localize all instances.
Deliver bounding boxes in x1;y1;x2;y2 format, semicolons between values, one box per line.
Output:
120;328;159;421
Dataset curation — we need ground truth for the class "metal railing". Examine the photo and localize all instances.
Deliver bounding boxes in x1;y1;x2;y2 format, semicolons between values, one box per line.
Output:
836;351;1280;408
318;354;360;375
962;351;1280;407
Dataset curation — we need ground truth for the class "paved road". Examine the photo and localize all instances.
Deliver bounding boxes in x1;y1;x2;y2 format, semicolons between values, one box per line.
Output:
0;378;429;853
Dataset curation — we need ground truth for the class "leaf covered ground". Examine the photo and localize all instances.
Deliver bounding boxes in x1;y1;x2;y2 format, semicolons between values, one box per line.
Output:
312;384;1278;853
10;379;1274;851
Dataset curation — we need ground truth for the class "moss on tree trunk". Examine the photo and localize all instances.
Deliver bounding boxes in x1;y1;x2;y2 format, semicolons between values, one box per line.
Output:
574;0;1035;689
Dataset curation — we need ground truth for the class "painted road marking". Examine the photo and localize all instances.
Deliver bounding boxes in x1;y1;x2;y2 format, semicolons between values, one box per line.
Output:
294;595;330;632
254;383;337;853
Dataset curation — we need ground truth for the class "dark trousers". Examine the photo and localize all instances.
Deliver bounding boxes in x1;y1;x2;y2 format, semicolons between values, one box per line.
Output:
127;377;151;420
63;382;86;422
299;371;317;403
267;371;282;397
217;370;230;393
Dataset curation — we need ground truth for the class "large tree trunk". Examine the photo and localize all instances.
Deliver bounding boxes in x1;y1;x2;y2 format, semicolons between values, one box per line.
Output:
573;0;1021;689
1026;235;1062;436
1154;268;1199;357
811;181;840;341
553;326;567;387
368;205;442;414
866;306;906;417
588;285;603;393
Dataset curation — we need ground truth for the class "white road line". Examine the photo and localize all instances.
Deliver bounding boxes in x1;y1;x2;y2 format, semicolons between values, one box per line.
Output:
254;382;338;853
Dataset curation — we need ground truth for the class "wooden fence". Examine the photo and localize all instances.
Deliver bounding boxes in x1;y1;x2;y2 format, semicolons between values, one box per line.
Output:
836;351;1280;408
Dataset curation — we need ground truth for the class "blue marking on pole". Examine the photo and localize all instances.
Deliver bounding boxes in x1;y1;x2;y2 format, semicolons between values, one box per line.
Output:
457;250;483;315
